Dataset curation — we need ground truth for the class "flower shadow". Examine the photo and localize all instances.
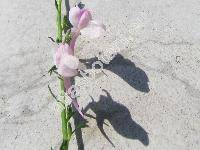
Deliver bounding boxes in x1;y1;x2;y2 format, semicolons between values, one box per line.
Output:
73;90;149;150
79;54;150;93
83;90;149;147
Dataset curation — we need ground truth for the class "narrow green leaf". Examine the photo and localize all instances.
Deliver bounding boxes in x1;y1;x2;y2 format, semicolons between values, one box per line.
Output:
60;140;68;150
48;85;58;100
67;105;73;114
67;122;72;140
66;105;75;122
66;111;75;122
64;30;72;44
66;19;73;30
62;16;73;33
62;15;67;33
48;85;65;108
48;36;56;43
56;0;62;43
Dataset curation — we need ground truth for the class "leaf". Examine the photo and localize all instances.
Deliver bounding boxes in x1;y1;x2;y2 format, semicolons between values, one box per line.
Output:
66;111;75;122
67;105;73;114
62;15;73;34
48;85;57;100
48;36;55;43
66;19;73;30
48;85;65;109
64;30;72;44
59;140;68;150
62;15;67;33
66;105;75;122
67;122;72;140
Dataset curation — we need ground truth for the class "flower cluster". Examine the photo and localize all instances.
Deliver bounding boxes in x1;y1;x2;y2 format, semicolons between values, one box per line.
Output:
54;5;105;116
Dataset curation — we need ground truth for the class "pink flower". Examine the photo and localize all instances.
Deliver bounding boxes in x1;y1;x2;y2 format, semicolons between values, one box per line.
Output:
53;6;106;117
54;43;79;77
69;6;106;39
54;43;84;116
69;6;92;30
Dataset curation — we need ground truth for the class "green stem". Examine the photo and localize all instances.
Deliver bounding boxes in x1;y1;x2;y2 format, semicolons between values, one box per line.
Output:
56;0;62;43
60;77;65;97
55;1;73;149
60;109;69;150
60;78;69;150
61;109;68;141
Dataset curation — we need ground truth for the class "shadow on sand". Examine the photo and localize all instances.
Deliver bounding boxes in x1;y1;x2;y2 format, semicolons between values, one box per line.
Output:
79;54;150;93
74;90;149;150
73;54;150;149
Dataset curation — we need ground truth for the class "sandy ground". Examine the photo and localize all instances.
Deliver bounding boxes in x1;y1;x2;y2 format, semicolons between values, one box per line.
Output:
0;0;200;150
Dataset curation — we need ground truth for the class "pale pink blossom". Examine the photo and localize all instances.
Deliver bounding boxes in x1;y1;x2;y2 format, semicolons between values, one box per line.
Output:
53;6;106;117
69;6;106;39
54;43;78;77
54;43;83;116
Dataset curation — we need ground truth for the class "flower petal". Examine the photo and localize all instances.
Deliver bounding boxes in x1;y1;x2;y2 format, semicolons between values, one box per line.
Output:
69;29;80;50
64;78;84;117
80;20;106;38
57;54;79;77
62;54;79;69
54;44;74;67
69;7;82;27
64;77;71;91
78;9;92;29
72;100;84;117
57;64;78;77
